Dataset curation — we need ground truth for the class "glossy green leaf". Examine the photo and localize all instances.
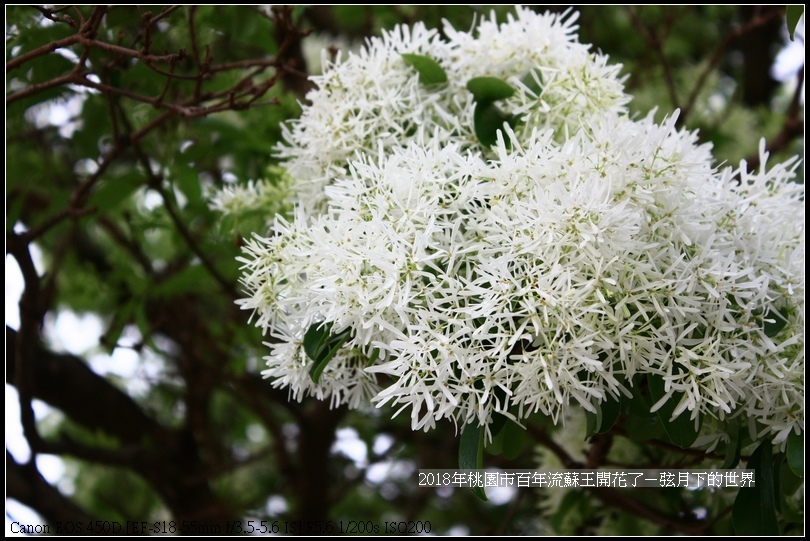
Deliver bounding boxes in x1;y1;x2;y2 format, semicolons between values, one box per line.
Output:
303;322;351;383
303;321;331;362
647;374;699;448
787;5;804;41
473;102;513;148
309;332;349;383
466;76;515;102
459;424;487;501
401;53;447;84
489;411;509;441
733;441;778;535
786;429;803;477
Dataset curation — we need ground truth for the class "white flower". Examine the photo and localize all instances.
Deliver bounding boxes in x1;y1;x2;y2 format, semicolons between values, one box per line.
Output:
219;8;804;446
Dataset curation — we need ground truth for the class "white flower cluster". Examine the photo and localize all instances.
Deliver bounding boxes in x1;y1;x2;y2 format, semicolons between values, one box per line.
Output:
234;8;804;444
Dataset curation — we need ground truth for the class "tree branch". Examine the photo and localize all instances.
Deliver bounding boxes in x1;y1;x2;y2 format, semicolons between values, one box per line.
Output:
6;326;169;447
589;487;710;535
7;451;96;526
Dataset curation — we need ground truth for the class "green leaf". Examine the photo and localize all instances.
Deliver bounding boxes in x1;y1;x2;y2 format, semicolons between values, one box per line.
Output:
401;53;447;85
303;321;331;361
779;459;804;526
786;429;803;477
733;440;779;535
473;102;513;148
625;379;652;415
520;69;543;96
502;420;527;460
787;5;804;41
622;413;665;441
459;424;487;501
780;457;803;496
596;396;622;434
489;412;509;441
485;427;504;455
466;76;515;102
303;322;351;383
647;374;699;448
309;332;349;384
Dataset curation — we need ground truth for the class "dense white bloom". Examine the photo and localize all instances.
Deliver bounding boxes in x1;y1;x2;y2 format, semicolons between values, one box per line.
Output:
275;7;630;216
225;7;804;446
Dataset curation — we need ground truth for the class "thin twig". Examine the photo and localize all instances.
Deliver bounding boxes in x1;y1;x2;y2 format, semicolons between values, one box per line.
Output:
149;5;183;27
6;34;81;72
155;183;239;299
98;216;155;275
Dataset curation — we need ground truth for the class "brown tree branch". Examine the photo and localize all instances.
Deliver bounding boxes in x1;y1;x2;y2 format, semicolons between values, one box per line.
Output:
6;34;81;72
5;326;169;447
7;451;97;526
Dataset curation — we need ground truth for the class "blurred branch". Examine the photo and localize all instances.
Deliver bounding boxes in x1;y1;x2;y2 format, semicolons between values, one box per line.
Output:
5;326;169;447
97;216;155;275
108;104;238;301
526;424;583;469
270;5;313;98
680;6;784;125
589;487;710;535
7;451;97;526
742;66;805;174
7;232;50;462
